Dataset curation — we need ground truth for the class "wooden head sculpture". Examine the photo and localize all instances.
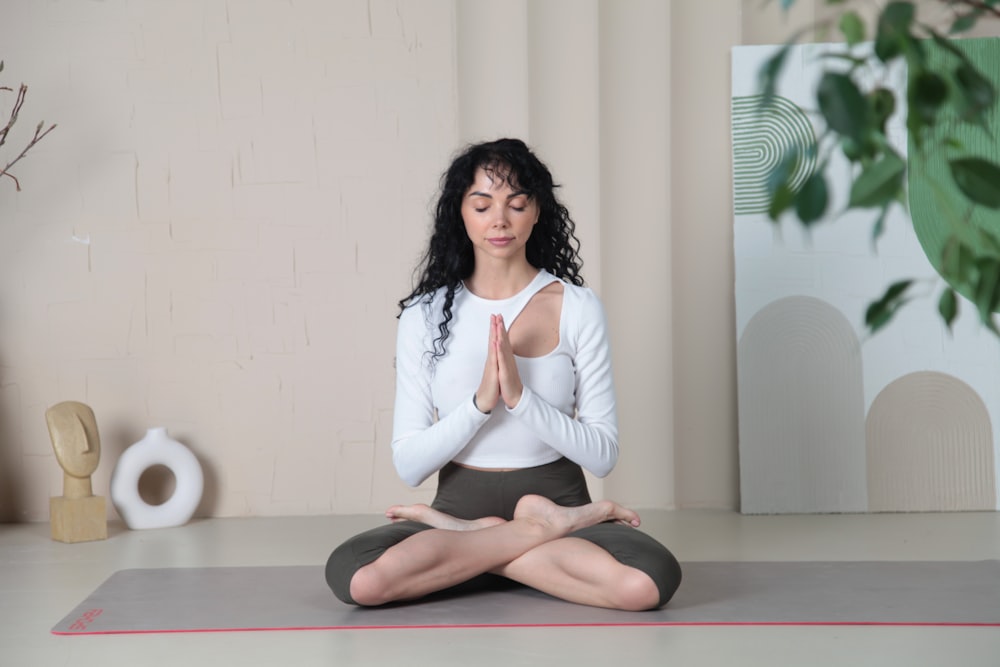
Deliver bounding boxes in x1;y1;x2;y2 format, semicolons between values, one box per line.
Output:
45;401;101;499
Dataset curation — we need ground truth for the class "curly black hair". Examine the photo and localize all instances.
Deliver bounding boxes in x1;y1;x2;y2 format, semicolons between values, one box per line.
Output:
399;138;585;360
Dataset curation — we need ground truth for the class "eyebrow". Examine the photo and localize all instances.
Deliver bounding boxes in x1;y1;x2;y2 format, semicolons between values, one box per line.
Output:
466;190;529;199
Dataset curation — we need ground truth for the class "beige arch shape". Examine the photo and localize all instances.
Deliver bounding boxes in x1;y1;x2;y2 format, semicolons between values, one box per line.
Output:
738;296;868;514
867;371;996;512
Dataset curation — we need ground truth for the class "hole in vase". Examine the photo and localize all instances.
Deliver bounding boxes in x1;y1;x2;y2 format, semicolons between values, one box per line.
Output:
137;464;176;506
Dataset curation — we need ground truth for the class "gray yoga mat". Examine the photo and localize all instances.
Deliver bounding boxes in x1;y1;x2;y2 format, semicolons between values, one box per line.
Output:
52;560;1000;634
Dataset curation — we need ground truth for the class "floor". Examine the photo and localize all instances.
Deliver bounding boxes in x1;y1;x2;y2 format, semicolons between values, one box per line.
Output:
2;509;999;666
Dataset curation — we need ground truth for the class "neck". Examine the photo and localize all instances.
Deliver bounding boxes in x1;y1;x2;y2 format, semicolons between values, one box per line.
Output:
466;262;539;300
63;474;93;500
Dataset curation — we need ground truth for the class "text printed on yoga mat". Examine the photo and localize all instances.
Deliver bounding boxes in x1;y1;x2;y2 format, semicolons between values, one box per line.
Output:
68;609;103;632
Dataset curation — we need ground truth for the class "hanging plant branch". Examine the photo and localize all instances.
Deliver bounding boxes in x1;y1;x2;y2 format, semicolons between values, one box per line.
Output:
946;0;1000;29
759;0;1000;335
0;61;58;192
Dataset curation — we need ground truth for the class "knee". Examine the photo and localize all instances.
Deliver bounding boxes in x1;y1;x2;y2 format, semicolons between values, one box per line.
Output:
327;552;390;607
612;569;663;612
346;564;392;607
327;540;394;606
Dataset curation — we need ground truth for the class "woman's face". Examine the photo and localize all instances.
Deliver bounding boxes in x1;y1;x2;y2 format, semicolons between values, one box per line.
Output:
460;167;539;265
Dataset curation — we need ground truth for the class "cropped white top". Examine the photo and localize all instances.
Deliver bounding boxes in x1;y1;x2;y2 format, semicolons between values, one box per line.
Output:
390;270;620;487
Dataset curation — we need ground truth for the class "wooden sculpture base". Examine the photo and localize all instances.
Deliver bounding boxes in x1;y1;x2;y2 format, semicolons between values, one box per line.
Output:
50;495;108;543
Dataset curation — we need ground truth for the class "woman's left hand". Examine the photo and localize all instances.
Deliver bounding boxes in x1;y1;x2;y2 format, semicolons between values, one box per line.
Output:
493;314;523;409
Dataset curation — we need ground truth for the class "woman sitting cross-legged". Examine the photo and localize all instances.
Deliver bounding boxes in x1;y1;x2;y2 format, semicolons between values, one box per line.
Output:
325;138;682;611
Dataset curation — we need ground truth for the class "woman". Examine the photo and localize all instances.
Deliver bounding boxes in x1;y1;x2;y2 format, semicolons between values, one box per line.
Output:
326;138;681;610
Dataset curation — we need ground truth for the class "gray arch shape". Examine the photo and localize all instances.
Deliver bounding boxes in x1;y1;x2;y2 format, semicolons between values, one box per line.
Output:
867;371;996;512
738;296;867;514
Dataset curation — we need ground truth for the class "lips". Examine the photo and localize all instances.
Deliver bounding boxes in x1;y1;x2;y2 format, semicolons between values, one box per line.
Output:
488;237;514;246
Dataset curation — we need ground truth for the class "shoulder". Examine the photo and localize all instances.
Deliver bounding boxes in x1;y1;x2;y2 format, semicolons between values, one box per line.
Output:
400;284;455;325
398;297;427;327
560;281;606;319
556;280;609;351
398;290;439;338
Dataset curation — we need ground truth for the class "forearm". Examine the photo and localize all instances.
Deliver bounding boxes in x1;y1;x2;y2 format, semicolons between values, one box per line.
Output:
391;395;490;487
506;386;619;477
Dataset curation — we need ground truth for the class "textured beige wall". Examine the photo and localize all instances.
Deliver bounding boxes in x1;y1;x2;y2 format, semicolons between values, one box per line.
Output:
669;1;741;510
599;1;674;508
0;0;684;521
0;0;460;520
13;0;970;521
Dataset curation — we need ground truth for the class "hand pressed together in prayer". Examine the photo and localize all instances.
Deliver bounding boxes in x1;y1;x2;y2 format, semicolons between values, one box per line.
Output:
475;313;523;412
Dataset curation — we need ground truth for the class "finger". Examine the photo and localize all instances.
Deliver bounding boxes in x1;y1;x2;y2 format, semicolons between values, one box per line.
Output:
495;329;523;408
493;317;505;358
495;315;513;356
476;315;501;412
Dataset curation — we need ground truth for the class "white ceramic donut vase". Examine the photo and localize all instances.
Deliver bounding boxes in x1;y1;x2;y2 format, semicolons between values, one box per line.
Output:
110;427;204;530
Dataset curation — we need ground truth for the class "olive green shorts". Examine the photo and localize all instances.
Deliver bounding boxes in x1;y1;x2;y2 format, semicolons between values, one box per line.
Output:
325;458;682;607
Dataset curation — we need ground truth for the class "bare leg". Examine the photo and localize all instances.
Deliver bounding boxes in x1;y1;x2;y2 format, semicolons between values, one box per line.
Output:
385;504;506;531
349;495;639;606
493;538;661;611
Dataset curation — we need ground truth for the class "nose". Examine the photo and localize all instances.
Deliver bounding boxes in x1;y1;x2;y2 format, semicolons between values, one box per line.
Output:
491;206;510;228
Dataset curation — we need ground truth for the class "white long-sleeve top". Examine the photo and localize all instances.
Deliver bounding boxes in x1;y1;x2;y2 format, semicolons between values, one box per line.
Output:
390;270;620;487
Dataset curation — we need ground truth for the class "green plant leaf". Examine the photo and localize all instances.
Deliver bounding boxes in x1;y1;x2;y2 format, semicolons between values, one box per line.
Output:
817;72;869;141
819;52;871;67
950;158;1000;209
794;172;829;225
765;148;805;221
974;257;1000;324
849;151;905;208
759;44;792;102
944;236;978;285
871;204;891;244
950;12;982;34
874;1;916;63
938;288;959;329
928;29;975;68
908;71;949;123
841;136;864;162
906;104;927;147
865;279;914;333
976;228;1000;260
955;63;997;118
768;182;795;221
868;87;896;133
839;11;865;46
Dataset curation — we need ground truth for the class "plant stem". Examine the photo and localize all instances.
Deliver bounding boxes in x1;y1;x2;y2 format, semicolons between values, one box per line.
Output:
0;122;58;191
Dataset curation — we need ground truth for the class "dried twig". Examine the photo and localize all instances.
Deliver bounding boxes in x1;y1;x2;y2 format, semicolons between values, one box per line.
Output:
1;120;58;191
946;0;1000;19
0;83;27;149
1;64;57;192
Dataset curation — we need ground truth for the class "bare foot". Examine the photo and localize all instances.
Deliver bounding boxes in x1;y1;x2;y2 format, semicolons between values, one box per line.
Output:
385;503;507;531
512;494;641;535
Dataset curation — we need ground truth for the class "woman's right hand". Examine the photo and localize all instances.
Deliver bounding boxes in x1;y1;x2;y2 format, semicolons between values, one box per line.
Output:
475;314;502;413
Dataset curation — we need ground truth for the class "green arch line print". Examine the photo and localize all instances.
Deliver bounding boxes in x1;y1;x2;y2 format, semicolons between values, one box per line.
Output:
909;37;1000;308
732;94;817;215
